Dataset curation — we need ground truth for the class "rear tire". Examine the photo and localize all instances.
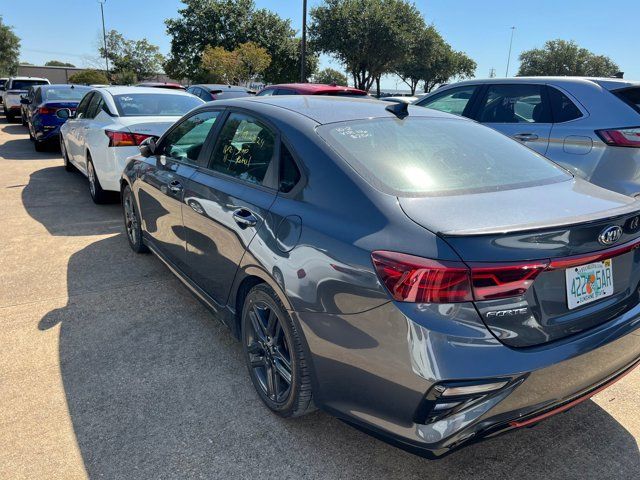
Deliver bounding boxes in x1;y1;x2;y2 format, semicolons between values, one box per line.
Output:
242;284;315;418
34;139;47;152
122;184;148;253
6;112;14;123
86;156;109;204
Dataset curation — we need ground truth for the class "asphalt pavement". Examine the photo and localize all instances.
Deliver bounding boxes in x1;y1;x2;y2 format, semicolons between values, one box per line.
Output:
0;118;638;479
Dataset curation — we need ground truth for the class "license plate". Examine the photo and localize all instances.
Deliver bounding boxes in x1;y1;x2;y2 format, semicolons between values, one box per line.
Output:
565;259;613;310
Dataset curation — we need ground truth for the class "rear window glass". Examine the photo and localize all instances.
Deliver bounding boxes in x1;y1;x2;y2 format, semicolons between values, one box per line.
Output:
213;91;253;99
113;93;202;116
318;91;368;97
316;117;569;196
10;80;48;90
615;87;640;114
43;87;90;102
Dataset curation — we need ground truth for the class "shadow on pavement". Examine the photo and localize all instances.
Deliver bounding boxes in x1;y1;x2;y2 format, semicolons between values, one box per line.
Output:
22;157;640;478
0;118;59;160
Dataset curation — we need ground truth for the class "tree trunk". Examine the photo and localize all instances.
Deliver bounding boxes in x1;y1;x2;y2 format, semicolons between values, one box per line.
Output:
375;76;380;97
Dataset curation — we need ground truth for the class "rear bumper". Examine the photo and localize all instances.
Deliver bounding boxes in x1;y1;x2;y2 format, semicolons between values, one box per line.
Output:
294;300;640;457
34;124;61;142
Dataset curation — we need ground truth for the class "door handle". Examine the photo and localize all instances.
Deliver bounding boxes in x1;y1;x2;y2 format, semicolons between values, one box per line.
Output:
232;208;258;227
513;133;539;141
167;180;183;194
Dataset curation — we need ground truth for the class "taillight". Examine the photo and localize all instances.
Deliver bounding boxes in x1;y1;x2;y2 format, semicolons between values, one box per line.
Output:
596;127;640;147
105;130;154;147
371;251;472;303
371;251;548;303
39;106;57;115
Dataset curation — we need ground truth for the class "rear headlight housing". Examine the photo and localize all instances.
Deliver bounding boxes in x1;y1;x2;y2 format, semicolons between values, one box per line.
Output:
371;251;548;303
105;130;155;147
596;127;640;148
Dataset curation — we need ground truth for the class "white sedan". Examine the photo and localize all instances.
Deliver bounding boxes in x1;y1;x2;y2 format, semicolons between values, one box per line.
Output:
59;86;204;203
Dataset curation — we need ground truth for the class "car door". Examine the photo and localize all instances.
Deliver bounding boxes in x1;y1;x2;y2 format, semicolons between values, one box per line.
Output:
181;110;279;306
74;92;110;170
65;91;94;164
137;109;222;271
473;83;552;155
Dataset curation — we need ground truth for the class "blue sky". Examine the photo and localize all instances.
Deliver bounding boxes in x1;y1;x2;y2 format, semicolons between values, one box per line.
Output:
3;0;638;89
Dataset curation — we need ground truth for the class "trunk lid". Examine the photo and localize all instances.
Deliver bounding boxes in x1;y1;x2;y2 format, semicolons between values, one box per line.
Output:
117;117;181;138
398;178;640;347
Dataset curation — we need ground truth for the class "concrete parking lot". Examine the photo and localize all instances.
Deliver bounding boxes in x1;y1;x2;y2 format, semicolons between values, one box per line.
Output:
0;118;638;480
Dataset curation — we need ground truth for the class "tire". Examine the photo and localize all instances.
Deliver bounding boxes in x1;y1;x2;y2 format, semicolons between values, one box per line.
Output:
242;284;314;418
60;137;75;172
6;112;14;123
122;184;148;253
86;156;109;204
34;139;47;152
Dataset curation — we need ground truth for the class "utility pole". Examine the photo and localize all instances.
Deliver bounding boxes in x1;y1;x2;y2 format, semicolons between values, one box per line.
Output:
300;0;307;83
505;26;515;77
99;0;109;78
489;67;496;78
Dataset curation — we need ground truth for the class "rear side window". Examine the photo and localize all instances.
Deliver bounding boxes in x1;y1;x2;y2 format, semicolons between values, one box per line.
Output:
317;117;569;196
209;112;276;186
279;144;301;193
614;87;640;114
417;86;477;116
548;87;582;122
477;84;551;123
256;88;275;96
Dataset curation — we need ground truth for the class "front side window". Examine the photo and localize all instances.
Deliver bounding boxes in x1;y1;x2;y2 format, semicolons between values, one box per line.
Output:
317;117;569;196
163;110;220;165
33;88;42;104
85;94;104;119
209;112;276;186
417;86;478;116
478;84;550;123
113;93;202;117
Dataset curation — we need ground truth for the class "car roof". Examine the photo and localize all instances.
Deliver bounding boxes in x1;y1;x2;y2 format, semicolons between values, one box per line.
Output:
201;95;463;125
194;84;250;92
40;84;92;90
262;83;367;94
437;76;640;91
9;76;49;81
98;86;195;96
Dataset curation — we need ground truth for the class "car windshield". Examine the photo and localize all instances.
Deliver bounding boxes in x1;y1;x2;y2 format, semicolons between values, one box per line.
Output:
113;93;202;116
43;87;90;102
316;117;570;196
11;80;48;90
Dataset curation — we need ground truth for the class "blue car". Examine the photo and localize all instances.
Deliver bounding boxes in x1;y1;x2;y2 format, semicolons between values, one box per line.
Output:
21;84;92;151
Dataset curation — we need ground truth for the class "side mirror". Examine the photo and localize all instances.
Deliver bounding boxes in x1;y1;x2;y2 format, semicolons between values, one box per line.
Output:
20;97;31;105
138;137;156;157
56;108;72;119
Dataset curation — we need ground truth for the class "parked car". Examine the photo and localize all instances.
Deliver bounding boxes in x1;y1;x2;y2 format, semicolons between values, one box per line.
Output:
20;84;92;151
256;83;368;97
0;77;7;104
120;96;640;458
2;76;50;122
379;95;418;104
59;86;203;203
136;82;186;91
186;84;254;101
416;77;640;197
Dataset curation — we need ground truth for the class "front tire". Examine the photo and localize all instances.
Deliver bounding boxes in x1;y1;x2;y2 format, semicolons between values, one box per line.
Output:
86;156;109;204
122;184;148;253
242;284;314;418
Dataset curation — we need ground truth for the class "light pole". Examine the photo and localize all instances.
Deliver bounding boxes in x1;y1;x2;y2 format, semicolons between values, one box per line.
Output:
300;0;307;83
505;26;515;77
99;0;109;78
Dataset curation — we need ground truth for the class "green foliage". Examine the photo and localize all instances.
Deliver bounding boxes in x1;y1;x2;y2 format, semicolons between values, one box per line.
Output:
68;69;109;85
310;0;423;91
202;41;271;84
45;60;76;67
165;0;317;83
111;70;138;85
517;39;619;77
313;67;348;86
100;30;164;82
0;16;20;76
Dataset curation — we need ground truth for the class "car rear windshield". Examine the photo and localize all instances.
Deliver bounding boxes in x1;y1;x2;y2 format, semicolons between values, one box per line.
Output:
113;93;202;116
614;87;640;114
10;80;48;90
213;91;253;99
43;87;90;102
318;91;367;97
316;117;570;196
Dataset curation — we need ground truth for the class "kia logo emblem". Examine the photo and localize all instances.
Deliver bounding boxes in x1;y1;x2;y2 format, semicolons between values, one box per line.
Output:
598;226;622;246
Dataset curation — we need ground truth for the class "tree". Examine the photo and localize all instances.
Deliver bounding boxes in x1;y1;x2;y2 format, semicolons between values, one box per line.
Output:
201;42;271;84
165;0;317;83
313;67;348;86
395;25;441;95
100;30;164;81
68;69;109;85
45;60;76;67
201;46;239;84
0;16;20;76
310;0;423;92
111;70;137;85
517;39;620;77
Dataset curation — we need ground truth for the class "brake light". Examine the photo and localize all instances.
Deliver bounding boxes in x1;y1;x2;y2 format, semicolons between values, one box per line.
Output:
596;127;640;147
39;106;57;115
105;130;154;147
372;251;548;303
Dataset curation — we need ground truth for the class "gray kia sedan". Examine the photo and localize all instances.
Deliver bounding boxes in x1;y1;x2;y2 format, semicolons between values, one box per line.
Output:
416;77;640;197
120;96;640;457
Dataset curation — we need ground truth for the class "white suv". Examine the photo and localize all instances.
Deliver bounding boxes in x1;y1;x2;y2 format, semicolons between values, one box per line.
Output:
2;76;49;122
